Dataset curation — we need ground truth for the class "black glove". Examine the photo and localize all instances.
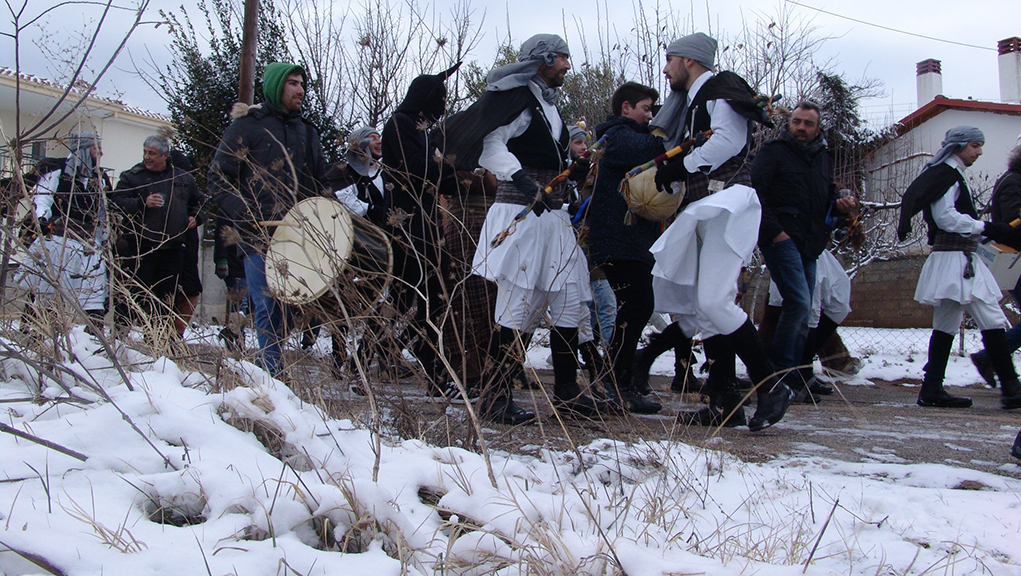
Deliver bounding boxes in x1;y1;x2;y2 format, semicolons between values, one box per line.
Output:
215;259;229;280
568;158;591;182
1005;226;1021;251
532;191;555;217
983;221;1013;244
510;169;553;217
654;158;691;192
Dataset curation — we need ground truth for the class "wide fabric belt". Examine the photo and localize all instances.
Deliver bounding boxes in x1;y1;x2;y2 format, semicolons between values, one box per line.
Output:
932;230;979;278
495;167;566;206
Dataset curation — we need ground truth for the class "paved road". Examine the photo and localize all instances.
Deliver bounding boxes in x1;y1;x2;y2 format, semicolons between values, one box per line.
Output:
277;353;1021;481
584;376;1021;480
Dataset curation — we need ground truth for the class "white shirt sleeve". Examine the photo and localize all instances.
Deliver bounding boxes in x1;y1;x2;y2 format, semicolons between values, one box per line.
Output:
34;170;59;220
478;109;532;181
931;181;985;235
334;184;369;218
683;98;748;173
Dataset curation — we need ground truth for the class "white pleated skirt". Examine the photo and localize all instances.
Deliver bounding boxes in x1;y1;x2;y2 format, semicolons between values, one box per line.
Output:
473;203;590;295
914;250;1001;306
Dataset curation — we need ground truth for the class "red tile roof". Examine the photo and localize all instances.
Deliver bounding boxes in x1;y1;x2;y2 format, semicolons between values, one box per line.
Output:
896;96;1021;136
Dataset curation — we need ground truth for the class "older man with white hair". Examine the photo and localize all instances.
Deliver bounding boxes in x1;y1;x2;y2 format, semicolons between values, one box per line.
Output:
111;134;204;337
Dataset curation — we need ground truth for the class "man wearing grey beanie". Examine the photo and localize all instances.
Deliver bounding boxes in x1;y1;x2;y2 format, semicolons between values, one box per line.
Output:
647;32;794;432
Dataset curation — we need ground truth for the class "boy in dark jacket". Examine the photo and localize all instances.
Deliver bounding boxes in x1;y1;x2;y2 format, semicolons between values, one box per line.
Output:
586;82;665;414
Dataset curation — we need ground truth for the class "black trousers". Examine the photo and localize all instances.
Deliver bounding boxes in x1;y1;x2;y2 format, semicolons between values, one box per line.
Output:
602;260;655;389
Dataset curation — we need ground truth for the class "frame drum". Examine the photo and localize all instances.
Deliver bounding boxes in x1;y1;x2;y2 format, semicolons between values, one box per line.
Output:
264;197;392;314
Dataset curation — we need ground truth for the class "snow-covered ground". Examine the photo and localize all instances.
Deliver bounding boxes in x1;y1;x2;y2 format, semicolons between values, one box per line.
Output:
2;327;1019;575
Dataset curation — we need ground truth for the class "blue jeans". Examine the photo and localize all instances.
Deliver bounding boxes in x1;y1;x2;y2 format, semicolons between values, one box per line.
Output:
244;252;286;377
588;278;617;346
762;238;817;371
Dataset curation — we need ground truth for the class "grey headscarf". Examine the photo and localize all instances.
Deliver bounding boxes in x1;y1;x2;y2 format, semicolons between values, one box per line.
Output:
568;125;587;142
64;131;98;179
486;34;570;104
650;33;719;150
345;126;381;177
926;126;985;169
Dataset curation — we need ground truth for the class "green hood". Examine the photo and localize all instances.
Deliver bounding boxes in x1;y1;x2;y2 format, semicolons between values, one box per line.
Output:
262;62;305;111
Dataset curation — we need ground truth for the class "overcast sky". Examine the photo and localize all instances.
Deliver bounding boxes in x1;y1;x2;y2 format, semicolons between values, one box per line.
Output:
3;0;1018;128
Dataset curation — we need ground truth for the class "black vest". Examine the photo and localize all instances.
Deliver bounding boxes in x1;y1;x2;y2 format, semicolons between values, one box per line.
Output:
506;99;570;172
51;160;109;236
920;164;973;244
681;73;755;206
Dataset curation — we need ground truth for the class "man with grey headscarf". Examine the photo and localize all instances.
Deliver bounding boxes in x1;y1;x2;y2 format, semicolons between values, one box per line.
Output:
898;126;1021;410
443;33;606;425
327;126;386;225
646;32;794;431
24;131;112;322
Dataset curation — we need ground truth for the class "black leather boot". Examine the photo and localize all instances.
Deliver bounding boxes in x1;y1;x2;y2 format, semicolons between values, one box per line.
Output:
632;323;683;395
477;328;535;424
1012;429;1021;461
677;335;745;427
579;340;606;383
917;330;972;408
798;316;838;401
551;327;603;418
671;333;701;393
980;329;1021;409
726;320;793;431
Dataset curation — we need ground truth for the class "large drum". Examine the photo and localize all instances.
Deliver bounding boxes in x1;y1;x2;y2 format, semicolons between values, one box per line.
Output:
264;197;392;317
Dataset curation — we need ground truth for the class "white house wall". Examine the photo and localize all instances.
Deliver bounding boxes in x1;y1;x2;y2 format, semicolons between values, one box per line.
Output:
867;109;1021;204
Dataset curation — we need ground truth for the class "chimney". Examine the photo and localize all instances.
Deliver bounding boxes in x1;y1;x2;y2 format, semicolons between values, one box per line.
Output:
916;59;942;109
1000;37;1021;103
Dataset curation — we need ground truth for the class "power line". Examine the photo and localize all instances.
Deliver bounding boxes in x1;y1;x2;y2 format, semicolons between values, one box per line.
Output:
785;0;997;52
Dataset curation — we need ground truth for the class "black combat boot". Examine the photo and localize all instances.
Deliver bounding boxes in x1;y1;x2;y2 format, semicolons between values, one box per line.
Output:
798;315;839;401
632;323;682;395
579;340;606;383
677;335;745;427
917;330;972;408
725;320;793;431
670;333;701;393
550;327;603;418
477;327;535;425
980;329;1021;409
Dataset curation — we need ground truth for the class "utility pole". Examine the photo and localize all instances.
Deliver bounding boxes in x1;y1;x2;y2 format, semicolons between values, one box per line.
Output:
238;0;259;104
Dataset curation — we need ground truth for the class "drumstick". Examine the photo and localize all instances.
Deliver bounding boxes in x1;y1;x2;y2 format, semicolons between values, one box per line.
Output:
490;136;606;249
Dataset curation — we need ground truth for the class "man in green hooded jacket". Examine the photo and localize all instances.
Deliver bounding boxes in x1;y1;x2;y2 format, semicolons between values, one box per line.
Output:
209;62;328;377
